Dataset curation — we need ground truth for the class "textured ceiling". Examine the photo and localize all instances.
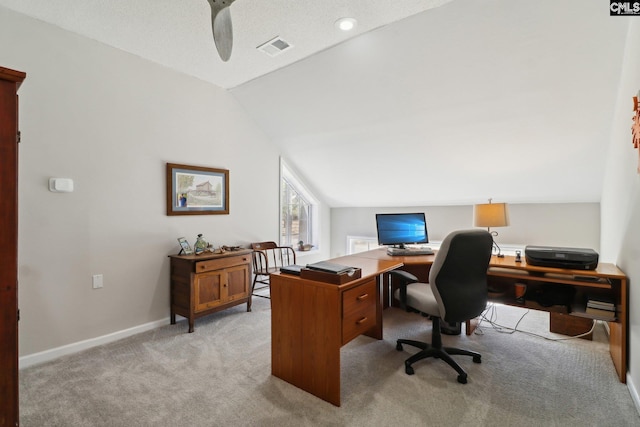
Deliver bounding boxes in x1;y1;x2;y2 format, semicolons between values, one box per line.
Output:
0;0;452;89
0;0;630;207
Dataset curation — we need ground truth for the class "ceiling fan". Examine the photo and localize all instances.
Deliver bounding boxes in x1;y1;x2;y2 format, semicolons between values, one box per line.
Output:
206;0;238;62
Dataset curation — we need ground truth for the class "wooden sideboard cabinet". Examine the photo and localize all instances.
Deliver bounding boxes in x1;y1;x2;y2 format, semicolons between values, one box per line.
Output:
169;249;252;332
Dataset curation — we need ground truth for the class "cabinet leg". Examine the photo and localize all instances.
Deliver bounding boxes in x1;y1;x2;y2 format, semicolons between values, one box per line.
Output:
188;319;194;333
170;312;176;325
247;298;252;312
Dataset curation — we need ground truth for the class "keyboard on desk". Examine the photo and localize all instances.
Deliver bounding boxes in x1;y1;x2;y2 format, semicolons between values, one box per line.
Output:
387;247;434;256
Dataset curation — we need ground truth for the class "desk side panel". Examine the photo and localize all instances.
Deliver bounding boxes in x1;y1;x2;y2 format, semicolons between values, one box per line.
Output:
301;282;342;405
608;277;627;382
271;275;342;405
270;275;304;384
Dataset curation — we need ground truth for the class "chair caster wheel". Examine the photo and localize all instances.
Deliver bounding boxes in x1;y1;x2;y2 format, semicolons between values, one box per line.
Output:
396;342;403;351
405;365;414;375
457;374;467;384
473;355;481;363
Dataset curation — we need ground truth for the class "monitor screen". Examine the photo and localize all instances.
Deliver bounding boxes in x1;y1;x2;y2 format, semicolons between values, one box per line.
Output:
375;213;429;248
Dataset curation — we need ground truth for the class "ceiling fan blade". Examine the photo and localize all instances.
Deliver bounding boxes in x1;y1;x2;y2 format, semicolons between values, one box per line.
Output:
207;0;237;62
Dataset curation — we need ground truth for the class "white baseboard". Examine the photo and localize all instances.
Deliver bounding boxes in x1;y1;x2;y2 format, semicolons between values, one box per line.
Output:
628;374;640;416
19;317;170;369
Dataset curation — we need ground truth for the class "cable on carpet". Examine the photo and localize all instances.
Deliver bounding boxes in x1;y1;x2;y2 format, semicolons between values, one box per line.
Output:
473;303;597;341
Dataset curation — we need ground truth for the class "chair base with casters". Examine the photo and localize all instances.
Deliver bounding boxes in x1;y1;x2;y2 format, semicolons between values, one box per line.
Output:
395;316;481;384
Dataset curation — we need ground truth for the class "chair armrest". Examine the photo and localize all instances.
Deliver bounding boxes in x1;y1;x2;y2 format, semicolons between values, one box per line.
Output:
389;270;420;311
251;250;269;273
389;270;419;284
274;246;297;265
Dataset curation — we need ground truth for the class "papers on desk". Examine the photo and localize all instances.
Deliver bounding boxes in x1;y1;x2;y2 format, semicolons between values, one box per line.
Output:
306;261;356;275
301;262;363;284
585;293;616;318
280;265;304;276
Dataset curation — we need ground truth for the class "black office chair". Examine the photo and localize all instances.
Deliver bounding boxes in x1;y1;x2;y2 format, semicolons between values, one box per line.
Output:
391;229;493;384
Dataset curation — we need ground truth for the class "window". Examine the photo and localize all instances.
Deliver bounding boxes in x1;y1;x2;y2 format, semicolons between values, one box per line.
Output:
280;160;318;249
347;236;379;255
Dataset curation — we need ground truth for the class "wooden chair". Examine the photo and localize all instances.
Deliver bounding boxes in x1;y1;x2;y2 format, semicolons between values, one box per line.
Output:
250;241;297;298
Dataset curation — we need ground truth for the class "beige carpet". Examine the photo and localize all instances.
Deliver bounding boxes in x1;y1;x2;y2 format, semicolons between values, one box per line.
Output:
20;297;639;426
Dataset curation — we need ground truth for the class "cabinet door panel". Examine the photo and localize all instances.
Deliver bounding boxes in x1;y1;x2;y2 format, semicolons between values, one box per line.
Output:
194;272;223;312
227;265;249;300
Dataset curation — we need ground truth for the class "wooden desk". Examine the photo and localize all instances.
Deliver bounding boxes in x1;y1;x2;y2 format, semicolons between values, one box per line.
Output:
270;249;628;406
356;248;628;383
270;256;402;406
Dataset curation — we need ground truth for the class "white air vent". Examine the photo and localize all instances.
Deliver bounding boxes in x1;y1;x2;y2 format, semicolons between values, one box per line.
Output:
257;36;293;57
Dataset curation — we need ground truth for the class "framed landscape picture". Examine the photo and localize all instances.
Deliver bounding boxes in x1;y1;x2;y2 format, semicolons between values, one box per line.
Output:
166;163;229;215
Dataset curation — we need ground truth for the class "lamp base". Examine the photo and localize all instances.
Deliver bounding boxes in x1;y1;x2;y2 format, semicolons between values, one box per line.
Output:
491;238;504;258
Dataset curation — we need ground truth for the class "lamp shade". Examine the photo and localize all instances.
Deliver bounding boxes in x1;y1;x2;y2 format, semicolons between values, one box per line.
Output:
474;202;509;228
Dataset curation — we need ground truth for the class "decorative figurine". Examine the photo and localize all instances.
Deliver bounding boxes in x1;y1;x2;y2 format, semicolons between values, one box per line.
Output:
297;240;314;251
194;234;208;254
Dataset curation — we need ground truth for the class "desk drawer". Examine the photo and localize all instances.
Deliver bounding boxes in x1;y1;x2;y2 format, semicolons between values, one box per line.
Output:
195;254;250;273
342;280;376;345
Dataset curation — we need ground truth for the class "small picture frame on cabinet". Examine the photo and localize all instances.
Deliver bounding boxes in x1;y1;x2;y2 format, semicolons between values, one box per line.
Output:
177;237;194;255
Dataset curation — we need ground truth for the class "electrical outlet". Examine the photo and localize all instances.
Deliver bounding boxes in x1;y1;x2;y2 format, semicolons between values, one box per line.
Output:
92;274;103;289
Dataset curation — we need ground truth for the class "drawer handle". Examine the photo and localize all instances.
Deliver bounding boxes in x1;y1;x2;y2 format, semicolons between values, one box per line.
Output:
357;293;369;301
356;317;368;325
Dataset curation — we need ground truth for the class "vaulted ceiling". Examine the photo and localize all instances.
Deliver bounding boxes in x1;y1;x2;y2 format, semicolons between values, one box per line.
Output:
0;0;629;207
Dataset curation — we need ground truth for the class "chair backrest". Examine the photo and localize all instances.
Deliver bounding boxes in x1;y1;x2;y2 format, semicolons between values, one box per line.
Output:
429;229;493;323
250;242;296;274
251;241;278;250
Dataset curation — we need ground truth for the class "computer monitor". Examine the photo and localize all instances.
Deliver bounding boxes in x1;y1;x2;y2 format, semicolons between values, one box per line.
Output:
375;213;429;248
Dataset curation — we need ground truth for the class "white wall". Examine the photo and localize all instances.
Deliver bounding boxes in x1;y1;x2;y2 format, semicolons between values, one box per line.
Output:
601;19;640;401
0;7;289;357
331;203;600;258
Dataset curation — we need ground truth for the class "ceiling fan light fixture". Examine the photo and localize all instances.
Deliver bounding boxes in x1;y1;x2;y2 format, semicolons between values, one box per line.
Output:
335;17;357;32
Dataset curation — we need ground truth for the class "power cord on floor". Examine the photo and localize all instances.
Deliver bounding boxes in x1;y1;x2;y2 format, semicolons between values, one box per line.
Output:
473;303;597;341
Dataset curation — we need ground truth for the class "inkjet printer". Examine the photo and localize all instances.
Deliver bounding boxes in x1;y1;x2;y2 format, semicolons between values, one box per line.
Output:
524;245;599;270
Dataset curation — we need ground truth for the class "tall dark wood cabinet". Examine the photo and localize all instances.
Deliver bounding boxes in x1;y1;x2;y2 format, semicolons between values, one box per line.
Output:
0;66;26;427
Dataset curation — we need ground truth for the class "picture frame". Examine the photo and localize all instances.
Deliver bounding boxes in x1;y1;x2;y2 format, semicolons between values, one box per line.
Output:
166;163;229;215
177;237;194;255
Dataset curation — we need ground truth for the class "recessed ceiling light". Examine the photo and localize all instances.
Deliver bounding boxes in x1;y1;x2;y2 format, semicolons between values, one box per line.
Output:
335;17;357;32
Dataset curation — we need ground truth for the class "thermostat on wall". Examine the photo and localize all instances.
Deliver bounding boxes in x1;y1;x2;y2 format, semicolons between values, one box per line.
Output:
49;178;74;193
